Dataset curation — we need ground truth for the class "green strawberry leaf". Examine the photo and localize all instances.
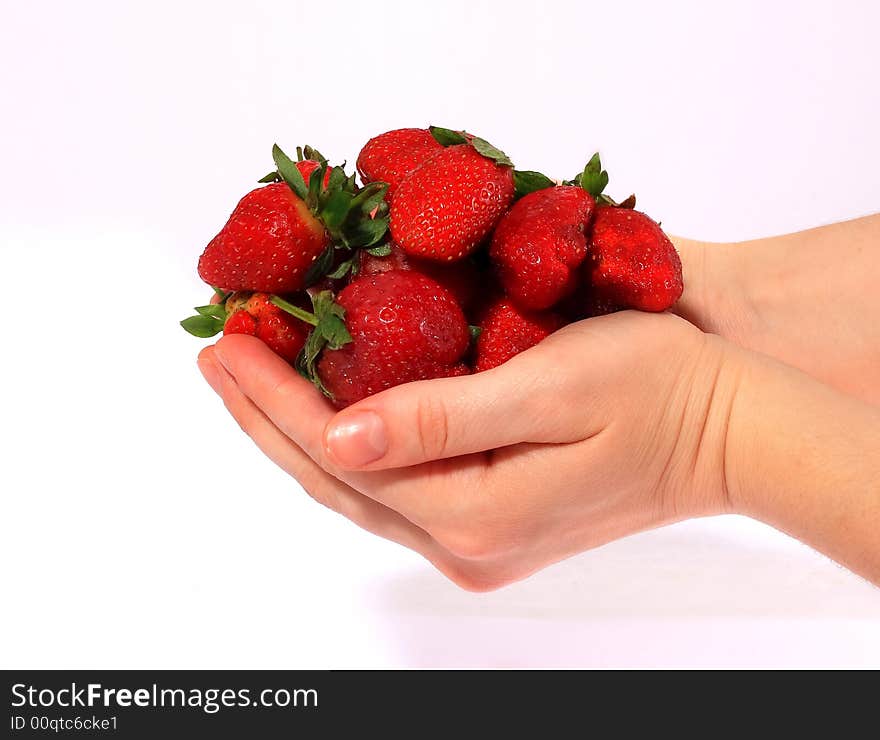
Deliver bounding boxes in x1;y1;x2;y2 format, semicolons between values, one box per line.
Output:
470;136;513;167
258;170;281;183
269;296;318;326
312;290;352;349
306;164;325;210
180;314;225;338
349;181;388;216
327;165;348;192
213;286;230;301
303;244;337;288
513;170;555;198
194;304;228;321
321;190;355;231
296;146;304;161
364;243;392;257
373;200;389;219
294;291;352;400
272;144;308;200
468;325;483;342
326;256;355;280
345;216;389;248
303;145;328;164
580;152;609;197
429;126;468;146
295;327;331;395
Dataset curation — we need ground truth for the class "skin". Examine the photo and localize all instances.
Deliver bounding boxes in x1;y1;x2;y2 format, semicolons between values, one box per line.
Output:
197;214;880;591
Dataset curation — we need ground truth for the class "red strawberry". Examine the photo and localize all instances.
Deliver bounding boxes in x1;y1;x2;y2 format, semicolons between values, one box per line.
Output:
296;159;332;188
222;292;310;364
356;242;411;274
357;242;480;311
490;185;595;310
223;309;257;335
356;128;443;199
559;283;621;322
198;145;389;295
198;182;330;294
390;139;515;262
312;270;471;408
585;207;683;312
473;298;565;372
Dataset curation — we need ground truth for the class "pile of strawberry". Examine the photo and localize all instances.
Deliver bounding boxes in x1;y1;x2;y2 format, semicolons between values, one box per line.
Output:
182;128;683;408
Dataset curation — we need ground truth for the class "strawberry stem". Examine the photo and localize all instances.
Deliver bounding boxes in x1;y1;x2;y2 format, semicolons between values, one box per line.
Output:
270;296;318;326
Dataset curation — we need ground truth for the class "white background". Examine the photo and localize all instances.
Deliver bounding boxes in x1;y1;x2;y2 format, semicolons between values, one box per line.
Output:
1;0;878;668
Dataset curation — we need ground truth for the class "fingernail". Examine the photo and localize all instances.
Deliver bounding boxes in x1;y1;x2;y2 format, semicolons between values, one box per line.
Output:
325;411;388;468
198;358;223;395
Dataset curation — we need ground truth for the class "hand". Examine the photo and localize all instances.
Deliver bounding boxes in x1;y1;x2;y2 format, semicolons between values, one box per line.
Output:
672;214;880;405
197;310;741;590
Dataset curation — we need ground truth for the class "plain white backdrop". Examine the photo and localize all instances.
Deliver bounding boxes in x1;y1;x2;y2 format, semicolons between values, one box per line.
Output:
1;0;878;668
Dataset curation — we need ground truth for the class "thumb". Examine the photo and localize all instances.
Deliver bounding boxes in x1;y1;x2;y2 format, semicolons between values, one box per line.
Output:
321;341;595;471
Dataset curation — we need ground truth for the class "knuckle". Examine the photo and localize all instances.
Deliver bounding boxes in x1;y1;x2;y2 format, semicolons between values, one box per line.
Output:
267;373;300;401
415;394;451;460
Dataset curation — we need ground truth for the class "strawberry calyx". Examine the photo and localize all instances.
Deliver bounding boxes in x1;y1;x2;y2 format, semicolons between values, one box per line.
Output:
571;152;609;197
272;291;352;400
258;144;390;285
512;170;556;198
565;152;636;209
325;243;392;281
180;293;229;338
428;125;514;167
429;126;557;200
180;285;233;337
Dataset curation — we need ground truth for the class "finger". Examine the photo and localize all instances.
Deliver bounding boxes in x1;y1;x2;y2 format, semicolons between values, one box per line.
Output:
321;339;590;471
197;347;438;556
212;334;334;466
209;335;461;523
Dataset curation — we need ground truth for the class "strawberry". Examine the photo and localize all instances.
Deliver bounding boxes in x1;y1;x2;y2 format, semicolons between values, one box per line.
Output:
293;271;470;408
490;185;595;310
223;292;310;363
198;182;329;293
356;241;411;274
473;297;564;372
181;291;310;364
356;128;443;200
198;144;388;294
559;283;621;322
390;128;516;262
357;241;480;311
585;206;683;312
295;158;332;189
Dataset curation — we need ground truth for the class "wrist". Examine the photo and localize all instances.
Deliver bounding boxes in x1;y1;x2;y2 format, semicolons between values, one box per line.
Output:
672;237;758;348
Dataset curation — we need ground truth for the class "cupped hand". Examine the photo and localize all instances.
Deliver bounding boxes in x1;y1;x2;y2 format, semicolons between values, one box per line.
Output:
197;310;743;591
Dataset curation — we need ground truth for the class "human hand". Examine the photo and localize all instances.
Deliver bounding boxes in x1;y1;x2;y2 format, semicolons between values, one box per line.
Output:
673;214;880;405
197;310;742;590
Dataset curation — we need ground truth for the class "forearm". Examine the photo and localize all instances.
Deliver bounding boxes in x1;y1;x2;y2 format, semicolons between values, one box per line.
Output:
727;348;880;585
674;215;880;404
